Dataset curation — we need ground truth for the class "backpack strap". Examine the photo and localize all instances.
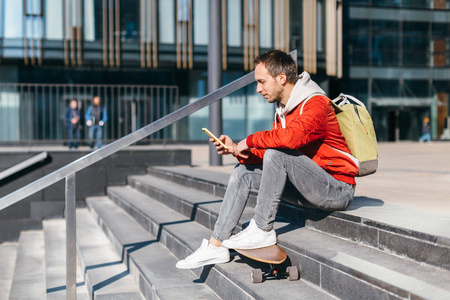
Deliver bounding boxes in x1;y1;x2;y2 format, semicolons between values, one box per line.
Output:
300;99;309;115
333;93;366;108
299;93;323;115
302;93;360;168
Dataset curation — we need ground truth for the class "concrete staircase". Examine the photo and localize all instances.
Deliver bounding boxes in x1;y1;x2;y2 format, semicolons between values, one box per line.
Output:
1;165;450;299
87;166;450;299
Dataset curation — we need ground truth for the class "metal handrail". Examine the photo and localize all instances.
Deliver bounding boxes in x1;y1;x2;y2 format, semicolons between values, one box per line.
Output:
0;50;295;299
0;67;255;300
0;71;255;211
0;152;48;181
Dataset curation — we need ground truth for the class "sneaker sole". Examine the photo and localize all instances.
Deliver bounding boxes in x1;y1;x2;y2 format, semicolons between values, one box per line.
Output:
176;257;231;269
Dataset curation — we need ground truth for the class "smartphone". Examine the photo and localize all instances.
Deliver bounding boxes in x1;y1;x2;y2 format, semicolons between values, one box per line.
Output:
202;128;228;150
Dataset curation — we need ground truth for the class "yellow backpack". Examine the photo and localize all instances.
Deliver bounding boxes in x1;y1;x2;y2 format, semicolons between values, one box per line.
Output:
331;94;378;176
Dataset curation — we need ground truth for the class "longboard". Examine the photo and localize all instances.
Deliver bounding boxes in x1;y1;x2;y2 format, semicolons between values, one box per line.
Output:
235;245;299;283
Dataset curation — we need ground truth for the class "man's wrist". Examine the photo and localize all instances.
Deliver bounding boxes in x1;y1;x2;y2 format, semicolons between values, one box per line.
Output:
246;134;254;148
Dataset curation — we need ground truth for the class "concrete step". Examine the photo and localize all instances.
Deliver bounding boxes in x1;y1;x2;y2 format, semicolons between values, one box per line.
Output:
105;186;337;300
43;219;89;300
146;166;450;271
85;196;222;299
0;219;42;243
116;176;450;299
76;208;145;300
8;230;46;300
0;242;18;299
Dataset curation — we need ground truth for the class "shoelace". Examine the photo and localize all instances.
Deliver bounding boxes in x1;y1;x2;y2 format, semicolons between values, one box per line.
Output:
230;225;258;239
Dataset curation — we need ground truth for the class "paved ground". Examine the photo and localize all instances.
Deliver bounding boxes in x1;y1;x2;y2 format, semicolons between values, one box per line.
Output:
2;141;449;215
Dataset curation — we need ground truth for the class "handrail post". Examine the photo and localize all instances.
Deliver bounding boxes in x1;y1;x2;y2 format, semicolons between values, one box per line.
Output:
65;174;76;300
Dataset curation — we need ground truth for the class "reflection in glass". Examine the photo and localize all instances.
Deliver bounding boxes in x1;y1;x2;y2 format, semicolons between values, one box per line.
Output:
120;0;140;42
227;0;242;47
194;0;208;45
4;0;23;38
259;0;272;49
159;0;175;44
84;0;95;41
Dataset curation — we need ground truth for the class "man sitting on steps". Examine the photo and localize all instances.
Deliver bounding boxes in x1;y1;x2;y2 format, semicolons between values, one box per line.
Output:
176;49;358;269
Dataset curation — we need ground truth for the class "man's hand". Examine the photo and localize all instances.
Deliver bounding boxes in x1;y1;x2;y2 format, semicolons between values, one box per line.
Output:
235;138;250;159
211;135;250;159
211;135;235;155
87;120;93;126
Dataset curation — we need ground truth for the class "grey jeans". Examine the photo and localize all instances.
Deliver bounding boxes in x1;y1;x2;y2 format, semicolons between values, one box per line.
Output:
211;149;355;242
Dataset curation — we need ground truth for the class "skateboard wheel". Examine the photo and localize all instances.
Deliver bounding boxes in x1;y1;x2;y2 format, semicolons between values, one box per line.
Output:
287;266;299;281
251;269;263;283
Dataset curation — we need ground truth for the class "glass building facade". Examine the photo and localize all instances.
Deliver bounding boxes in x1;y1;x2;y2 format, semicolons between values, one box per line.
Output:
342;0;450;141
0;0;449;144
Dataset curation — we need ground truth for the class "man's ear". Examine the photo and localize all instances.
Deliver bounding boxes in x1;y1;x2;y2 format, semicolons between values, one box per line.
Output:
277;73;288;85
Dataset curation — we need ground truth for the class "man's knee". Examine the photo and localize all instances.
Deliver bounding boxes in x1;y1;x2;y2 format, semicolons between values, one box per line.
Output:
229;164;261;187
263;148;296;165
262;149;280;162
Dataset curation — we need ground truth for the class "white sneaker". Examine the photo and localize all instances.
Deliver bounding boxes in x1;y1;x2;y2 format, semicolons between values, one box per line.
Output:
176;239;230;269
221;219;277;250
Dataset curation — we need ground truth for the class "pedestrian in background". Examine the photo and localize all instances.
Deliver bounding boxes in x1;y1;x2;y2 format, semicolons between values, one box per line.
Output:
85;96;108;149
65;99;81;150
419;116;431;142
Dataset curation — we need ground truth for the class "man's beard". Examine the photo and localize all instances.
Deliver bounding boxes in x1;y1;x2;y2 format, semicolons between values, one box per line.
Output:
266;84;284;104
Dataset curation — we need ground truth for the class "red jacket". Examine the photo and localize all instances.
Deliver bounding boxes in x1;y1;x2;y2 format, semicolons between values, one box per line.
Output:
238;95;357;185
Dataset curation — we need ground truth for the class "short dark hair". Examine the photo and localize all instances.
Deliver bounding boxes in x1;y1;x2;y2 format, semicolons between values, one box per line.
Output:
253;50;297;84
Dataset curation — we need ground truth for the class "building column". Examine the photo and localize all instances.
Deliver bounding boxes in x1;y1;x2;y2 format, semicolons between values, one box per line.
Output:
208;0;223;166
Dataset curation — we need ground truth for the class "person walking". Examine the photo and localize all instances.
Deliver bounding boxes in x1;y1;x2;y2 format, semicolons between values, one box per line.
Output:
419;116;431;142
65;99;81;150
85;96;108;149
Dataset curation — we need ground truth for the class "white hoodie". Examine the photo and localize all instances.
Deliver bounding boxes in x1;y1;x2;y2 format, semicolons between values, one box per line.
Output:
275;71;326;128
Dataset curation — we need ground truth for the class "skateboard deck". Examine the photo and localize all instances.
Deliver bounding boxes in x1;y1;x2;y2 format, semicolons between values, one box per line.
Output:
235;245;299;283
235;245;287;264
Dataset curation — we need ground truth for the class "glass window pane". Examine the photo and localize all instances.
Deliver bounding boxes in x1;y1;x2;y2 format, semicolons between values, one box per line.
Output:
259;0;272;48
403;22;430;66
26;17;43;38
404;80;430;98
4;0;23;38
177;0;189;21
317;0;324;52
84;0;95;41
26;0;41;15
372;21;400;66
290;0;302;51
120;0;140;41
91;0;104;41
0;0;3;38
227;0;241;46
194;0;208;45
159;0;175;44
0;91;20;141
372;79;400;98
71;0;80;26
46;0;63;40
247;88;274;134
345;19;369;65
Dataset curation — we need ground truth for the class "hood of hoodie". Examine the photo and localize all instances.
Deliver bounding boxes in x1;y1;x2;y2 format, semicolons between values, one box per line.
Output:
275;71;326;128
